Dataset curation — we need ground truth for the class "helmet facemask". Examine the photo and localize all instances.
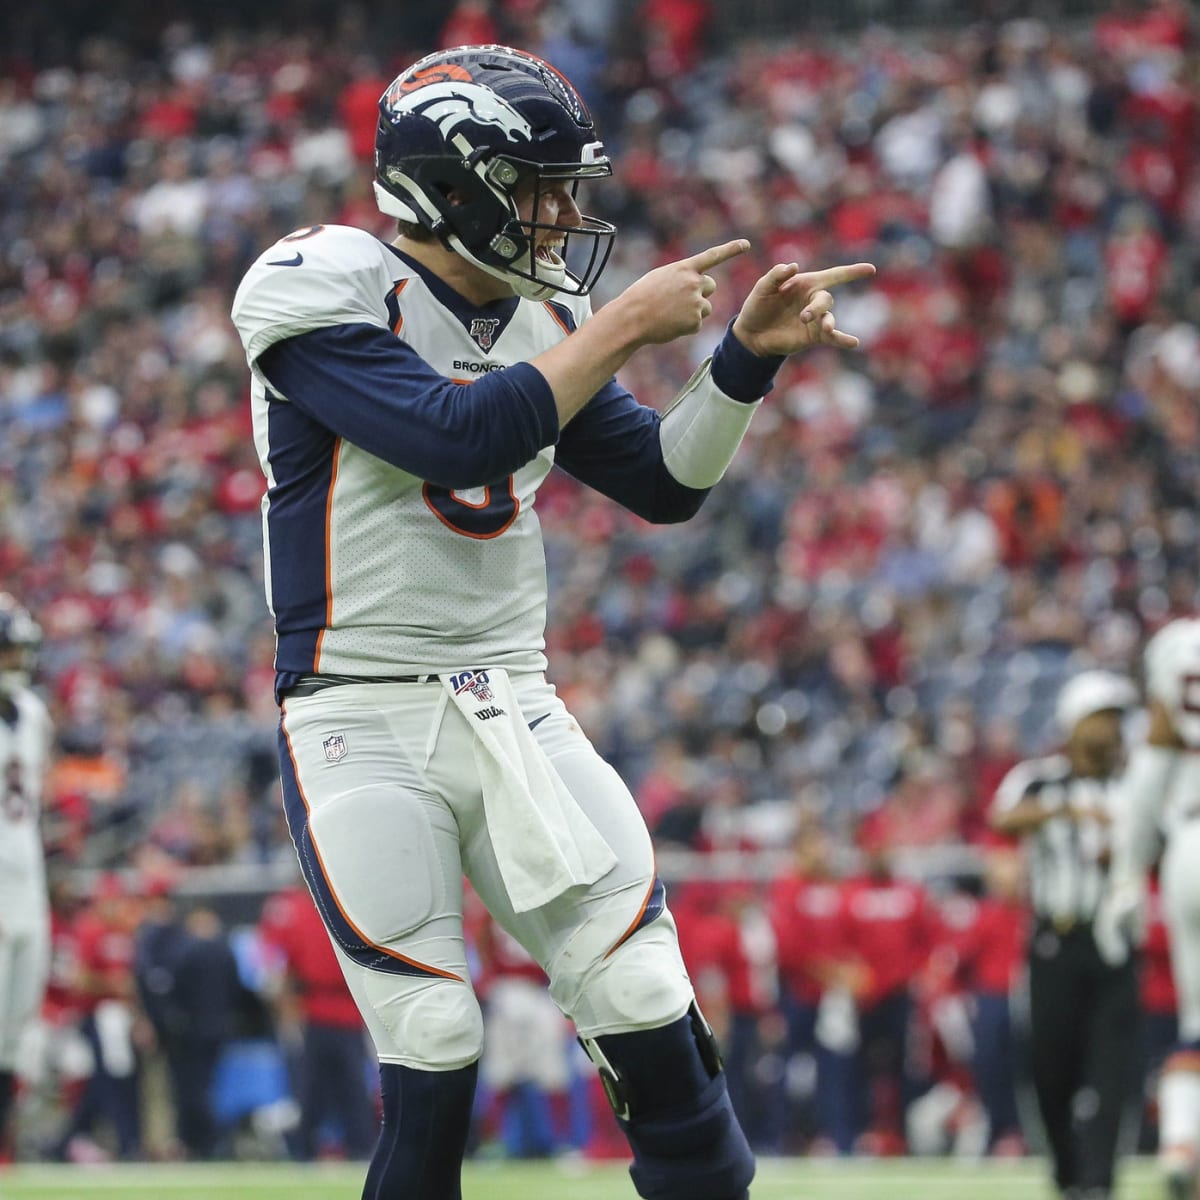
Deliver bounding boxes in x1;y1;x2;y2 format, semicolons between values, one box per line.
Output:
455;152;615;300
377;147;615;301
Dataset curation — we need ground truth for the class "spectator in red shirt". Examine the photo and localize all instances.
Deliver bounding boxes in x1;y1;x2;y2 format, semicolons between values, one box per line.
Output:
258;885;376;1162
437;0;500;50
767;821;865;1153
832;819;940;1154
1105;201;1168;331
956;848;1027;1154
673;878;777;1150
52;874;141;1162
469;904;575;1159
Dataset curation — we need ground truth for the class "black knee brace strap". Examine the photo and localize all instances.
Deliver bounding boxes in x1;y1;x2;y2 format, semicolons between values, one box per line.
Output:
582;1005;754;1200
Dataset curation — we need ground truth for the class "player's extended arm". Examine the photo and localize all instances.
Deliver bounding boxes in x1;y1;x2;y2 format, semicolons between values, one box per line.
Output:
528;240;754;424
1095;700;1179;964
989;796;1055;837
531;243;875;426
549;245;874;504
1110;699;1182;880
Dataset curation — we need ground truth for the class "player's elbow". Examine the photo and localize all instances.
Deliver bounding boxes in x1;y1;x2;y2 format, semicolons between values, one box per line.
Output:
640;476;709;524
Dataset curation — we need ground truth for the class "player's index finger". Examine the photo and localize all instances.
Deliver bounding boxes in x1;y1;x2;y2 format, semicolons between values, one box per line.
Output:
686;239;751;271
807;261;876;289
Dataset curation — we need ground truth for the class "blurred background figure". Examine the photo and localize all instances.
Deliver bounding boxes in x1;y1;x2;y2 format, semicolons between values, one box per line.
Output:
0;595;52;1162
1137;875;1177;1158
831;817;939;1156
767;820;861;1154
470;903;579;1159
991;670;1141;1200
258;881;376;1162
164;904;243;1160
1105;618;1200;1200
133;866;190;1159
963;848;1026;1157
51;873;141;1163
672;874;779;1152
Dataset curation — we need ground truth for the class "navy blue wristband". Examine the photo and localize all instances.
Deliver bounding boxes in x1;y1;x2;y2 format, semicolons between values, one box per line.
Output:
710;321;785;403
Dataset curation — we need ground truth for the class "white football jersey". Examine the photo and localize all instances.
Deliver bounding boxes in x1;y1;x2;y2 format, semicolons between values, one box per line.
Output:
0;687;52;919
231;224;592;678
1143;617;1200;832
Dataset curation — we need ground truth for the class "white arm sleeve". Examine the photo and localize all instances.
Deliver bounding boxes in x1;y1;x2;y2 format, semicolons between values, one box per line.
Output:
1110;743;1178;880
657;359;761;489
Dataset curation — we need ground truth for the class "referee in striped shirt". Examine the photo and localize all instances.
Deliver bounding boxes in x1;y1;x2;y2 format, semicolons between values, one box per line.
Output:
990;670;1142;1200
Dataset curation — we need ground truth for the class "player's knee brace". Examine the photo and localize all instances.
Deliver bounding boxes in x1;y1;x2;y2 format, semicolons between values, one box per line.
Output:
580;1003;755;1200
362;1061;478;1200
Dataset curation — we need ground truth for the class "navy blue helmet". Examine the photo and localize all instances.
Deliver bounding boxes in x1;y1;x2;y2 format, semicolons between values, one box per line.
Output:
0;594;40;689
374;44;615;299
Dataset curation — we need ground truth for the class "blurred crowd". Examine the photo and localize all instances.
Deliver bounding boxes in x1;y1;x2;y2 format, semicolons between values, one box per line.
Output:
1;0;1199;1164
2;0;1198;874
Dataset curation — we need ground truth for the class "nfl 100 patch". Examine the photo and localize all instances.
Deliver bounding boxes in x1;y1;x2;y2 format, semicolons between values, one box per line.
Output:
469;317;500;351
450;668;494;702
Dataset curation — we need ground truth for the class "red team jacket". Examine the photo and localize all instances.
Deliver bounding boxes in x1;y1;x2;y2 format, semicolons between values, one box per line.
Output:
839;876;937;1008
767;875;851;1007
259;887;363;1030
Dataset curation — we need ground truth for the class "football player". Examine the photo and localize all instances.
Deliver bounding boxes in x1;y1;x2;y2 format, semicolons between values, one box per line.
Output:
232;43;873;1200
1106;618;1200;1200
0;594;52;1158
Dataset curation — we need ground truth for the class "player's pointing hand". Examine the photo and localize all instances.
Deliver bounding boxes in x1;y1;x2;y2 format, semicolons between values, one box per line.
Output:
732;260;876;357
616;239;751;347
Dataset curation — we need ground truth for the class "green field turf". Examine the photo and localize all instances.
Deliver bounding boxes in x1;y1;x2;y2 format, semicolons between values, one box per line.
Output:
0;1157;1164;1200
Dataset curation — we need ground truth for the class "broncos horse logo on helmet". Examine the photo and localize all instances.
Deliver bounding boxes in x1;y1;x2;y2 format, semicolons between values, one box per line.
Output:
374;44;616;300
402;83;534;145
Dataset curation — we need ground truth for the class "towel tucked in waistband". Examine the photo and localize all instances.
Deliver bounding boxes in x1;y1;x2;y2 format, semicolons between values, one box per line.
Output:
441;668;618;913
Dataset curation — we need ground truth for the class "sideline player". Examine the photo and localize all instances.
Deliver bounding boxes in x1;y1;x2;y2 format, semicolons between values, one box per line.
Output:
0;595;52;1158
232;43;873;1200
1106;618;1200;1200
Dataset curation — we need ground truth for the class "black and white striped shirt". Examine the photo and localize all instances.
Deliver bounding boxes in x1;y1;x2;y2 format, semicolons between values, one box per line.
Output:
991;754;1117;924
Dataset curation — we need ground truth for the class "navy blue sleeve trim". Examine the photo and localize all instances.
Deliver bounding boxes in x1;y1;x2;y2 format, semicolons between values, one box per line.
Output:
710;321;785;403
257;324;559;489
555;378;708;524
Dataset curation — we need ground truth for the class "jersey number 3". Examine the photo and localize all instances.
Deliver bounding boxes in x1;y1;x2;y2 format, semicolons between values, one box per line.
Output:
423;480;519;539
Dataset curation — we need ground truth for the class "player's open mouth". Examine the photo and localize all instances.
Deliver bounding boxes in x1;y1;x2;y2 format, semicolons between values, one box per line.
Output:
536;242;564;263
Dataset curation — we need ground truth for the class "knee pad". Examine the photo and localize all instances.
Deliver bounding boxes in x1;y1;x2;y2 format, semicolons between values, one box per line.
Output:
363;974;483;1070
554;914;693;1037
580;1003;754;1200
363;1061;477;1200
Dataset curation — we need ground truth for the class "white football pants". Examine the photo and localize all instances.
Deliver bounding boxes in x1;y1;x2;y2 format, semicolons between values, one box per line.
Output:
279;673;692;1071
0;912;49;1072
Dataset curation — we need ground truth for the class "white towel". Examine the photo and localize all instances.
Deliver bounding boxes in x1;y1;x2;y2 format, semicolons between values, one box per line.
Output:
442;668;618;913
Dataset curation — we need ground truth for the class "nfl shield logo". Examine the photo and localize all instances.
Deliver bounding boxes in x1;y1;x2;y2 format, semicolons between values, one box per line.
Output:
469;317;500;352
322;733;348;763
467;675;494;702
